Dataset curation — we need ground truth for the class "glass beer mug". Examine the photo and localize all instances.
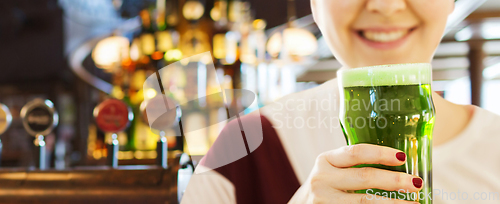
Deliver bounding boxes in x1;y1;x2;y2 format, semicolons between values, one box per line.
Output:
338;63;435;203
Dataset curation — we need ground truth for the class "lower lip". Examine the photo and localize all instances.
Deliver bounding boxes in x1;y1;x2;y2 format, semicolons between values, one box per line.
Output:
355;29;414;50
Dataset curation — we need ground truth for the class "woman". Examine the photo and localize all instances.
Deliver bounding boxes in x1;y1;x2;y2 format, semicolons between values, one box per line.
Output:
182;0;500;203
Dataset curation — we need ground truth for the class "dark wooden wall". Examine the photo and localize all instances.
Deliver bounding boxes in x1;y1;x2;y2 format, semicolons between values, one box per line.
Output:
0;0;70;83
0;0;81;167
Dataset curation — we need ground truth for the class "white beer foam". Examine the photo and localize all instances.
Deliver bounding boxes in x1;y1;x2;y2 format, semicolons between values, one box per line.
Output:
338;63;432;87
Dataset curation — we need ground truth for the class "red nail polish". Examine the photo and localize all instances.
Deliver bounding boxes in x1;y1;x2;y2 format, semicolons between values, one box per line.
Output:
396;152;406;161
413;178;423;188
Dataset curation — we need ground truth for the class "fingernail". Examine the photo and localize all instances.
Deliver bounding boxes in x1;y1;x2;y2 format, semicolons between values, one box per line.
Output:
396;152;406;161
413;178;423;188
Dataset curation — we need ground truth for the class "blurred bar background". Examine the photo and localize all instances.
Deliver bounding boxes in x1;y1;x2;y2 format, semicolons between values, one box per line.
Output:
0;0;499;203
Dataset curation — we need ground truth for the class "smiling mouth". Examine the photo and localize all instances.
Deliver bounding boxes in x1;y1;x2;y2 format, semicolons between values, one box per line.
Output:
357;27;417;43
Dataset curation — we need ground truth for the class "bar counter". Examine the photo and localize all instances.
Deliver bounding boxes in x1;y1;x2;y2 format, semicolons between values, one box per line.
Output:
0;163;180;204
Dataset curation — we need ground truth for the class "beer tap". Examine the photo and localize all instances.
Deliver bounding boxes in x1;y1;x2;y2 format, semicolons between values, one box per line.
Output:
93;98;133;168
20;99;58;170
142;95;182;169
0;103;12;167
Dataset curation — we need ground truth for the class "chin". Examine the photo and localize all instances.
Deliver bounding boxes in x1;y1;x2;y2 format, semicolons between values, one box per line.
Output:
348;59;408;68
351;53;428;68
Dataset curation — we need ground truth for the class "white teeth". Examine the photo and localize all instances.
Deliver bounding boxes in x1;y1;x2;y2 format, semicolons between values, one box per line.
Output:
362;30;408;42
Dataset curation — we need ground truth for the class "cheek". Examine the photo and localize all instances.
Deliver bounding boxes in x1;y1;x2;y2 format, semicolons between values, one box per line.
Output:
315;0;358;34
409;0;454;57
315;0;363;64
328;0;362;24
410;0;453;30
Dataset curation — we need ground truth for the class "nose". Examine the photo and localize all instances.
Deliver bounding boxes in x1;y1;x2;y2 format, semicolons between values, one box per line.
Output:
366;0;407;16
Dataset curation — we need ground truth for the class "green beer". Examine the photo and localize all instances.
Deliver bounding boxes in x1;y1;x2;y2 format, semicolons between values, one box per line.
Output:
338;64;435;203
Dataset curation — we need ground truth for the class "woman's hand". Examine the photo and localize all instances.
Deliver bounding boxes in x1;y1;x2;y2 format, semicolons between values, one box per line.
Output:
289;144;423;204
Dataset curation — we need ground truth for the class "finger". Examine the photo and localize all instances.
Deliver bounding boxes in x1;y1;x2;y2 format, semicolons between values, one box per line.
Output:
331;167;423;192
322;144;405;168
338;193;420;204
